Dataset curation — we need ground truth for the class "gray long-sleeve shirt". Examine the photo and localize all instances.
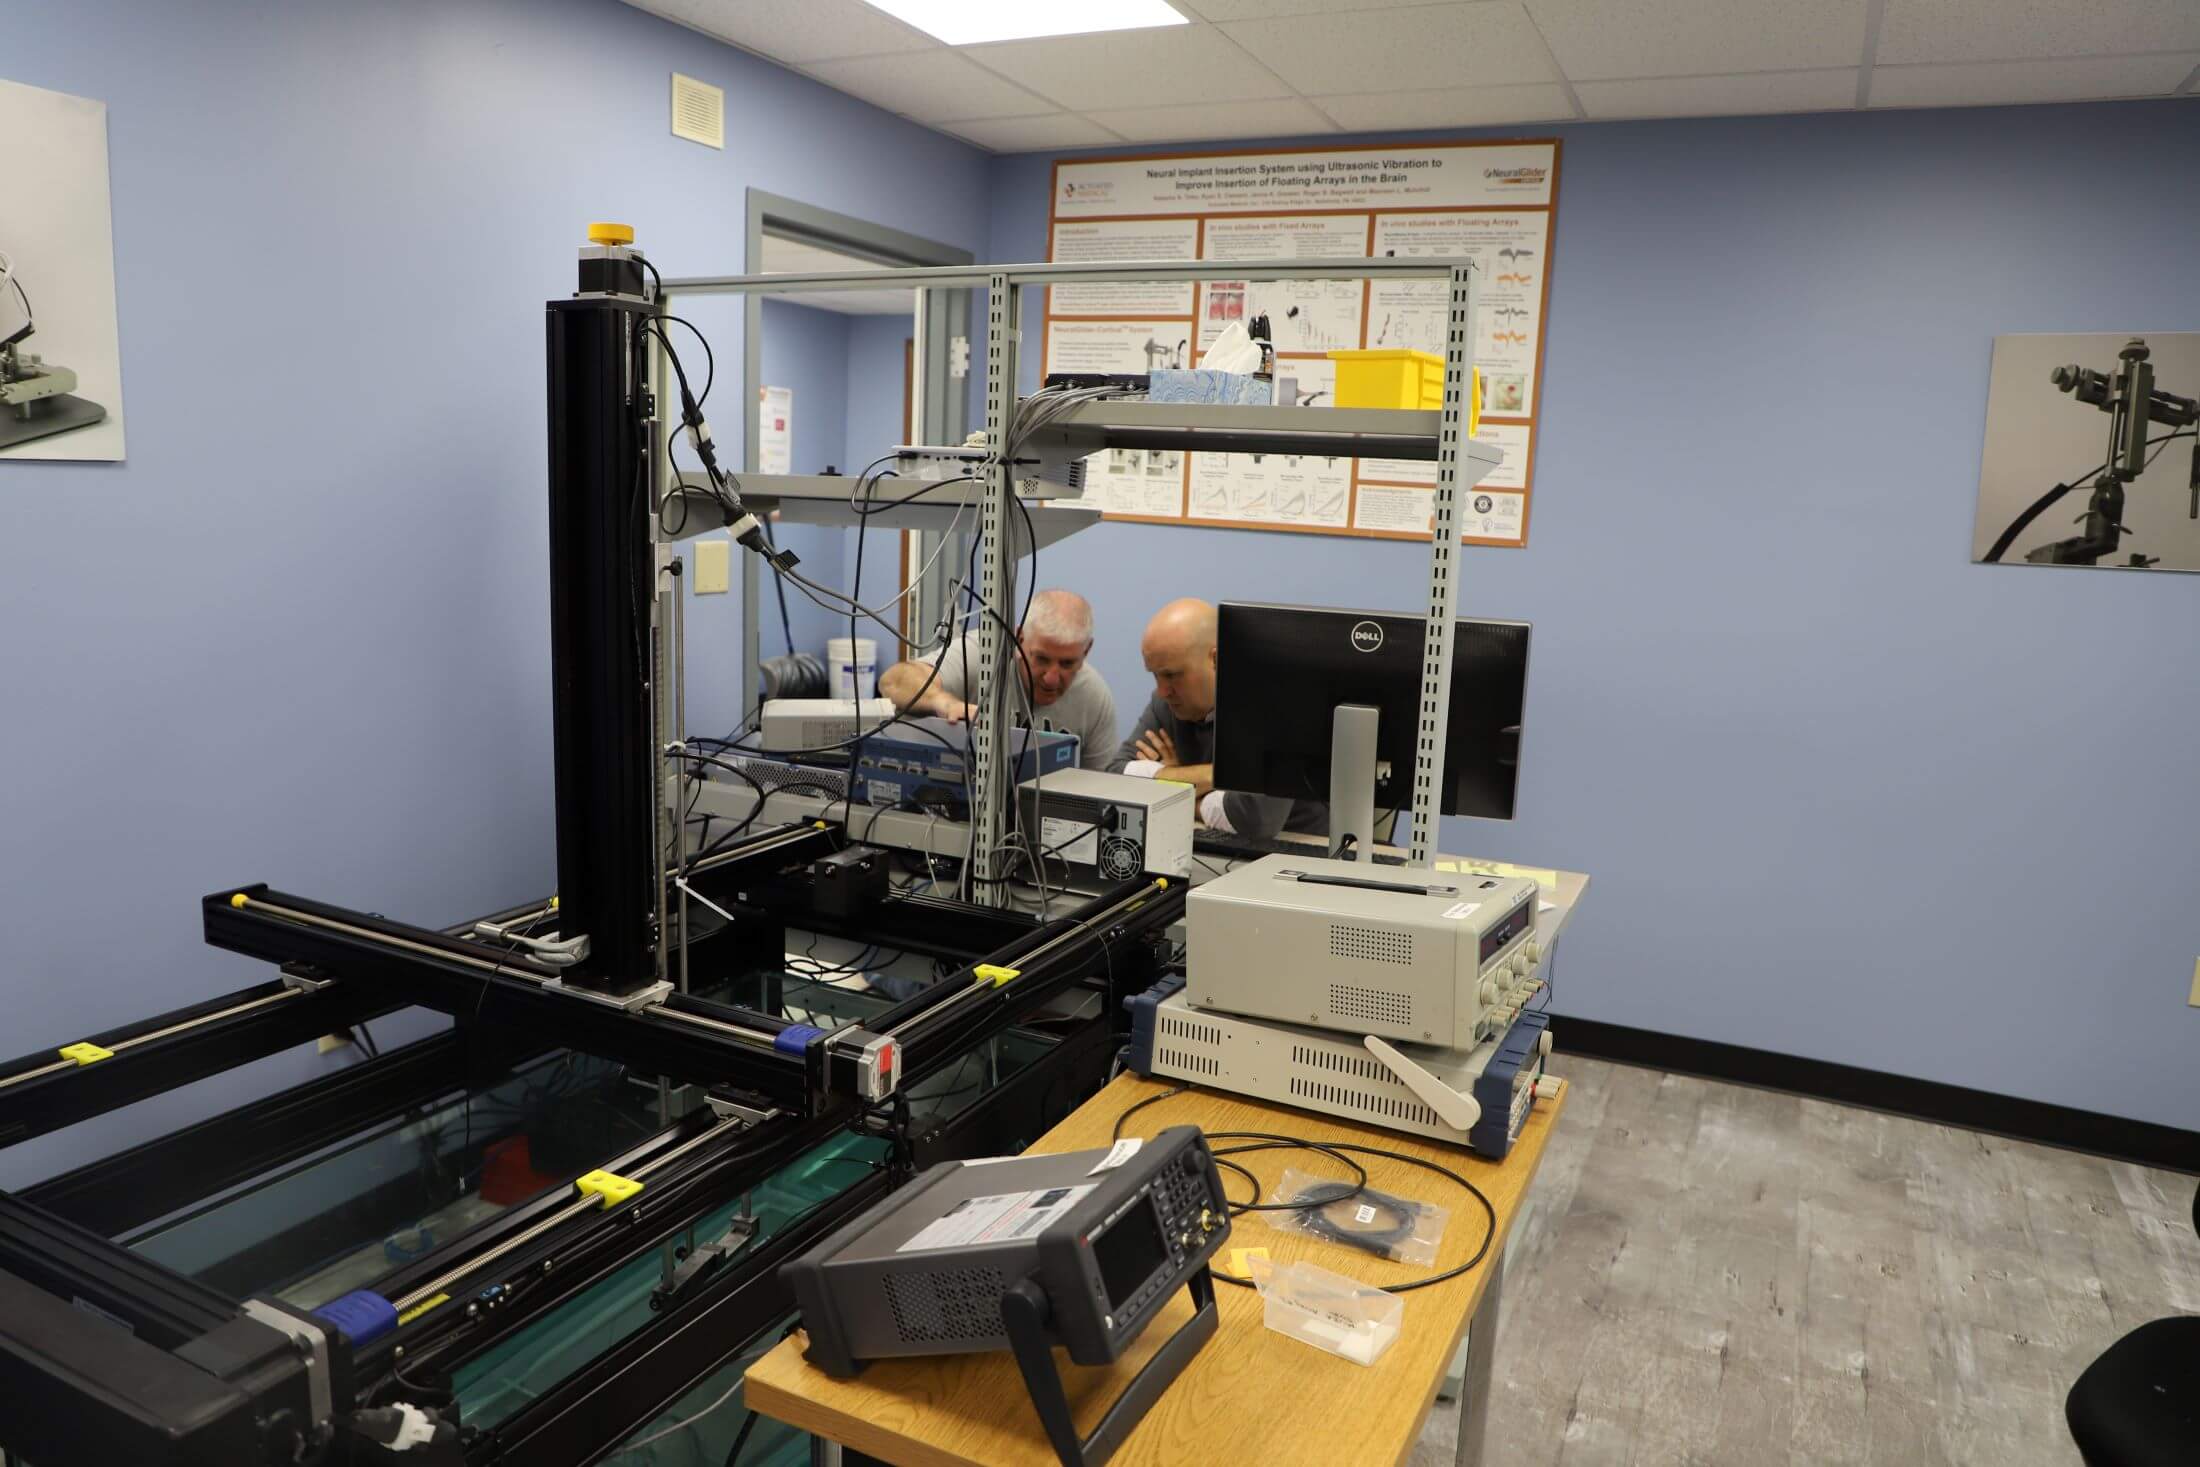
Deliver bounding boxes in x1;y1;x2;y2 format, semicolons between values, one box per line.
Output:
1106;695;1328;843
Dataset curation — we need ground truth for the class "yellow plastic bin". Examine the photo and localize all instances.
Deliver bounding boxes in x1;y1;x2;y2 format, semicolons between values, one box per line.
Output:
1328;349;1447;409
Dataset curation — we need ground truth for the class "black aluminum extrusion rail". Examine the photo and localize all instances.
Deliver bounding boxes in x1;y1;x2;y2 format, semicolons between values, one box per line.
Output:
202;885;819;1108
0;975;400;1151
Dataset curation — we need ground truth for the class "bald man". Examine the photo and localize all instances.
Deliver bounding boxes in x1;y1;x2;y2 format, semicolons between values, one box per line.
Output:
878;588;1118;771
1106;598;1327;841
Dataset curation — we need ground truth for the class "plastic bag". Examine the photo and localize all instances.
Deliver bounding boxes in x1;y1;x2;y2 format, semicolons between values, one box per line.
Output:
1260;1167;1448;1267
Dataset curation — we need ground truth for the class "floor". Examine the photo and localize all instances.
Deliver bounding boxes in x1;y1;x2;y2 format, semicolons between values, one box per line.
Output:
1410;1056;2200;1467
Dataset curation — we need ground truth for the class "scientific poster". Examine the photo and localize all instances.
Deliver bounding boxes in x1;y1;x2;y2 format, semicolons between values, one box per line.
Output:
0;78;127;461
1043;140;1559;545
758;385;792;475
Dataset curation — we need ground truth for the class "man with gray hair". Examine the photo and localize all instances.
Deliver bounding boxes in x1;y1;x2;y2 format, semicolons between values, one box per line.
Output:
877;588;1119;771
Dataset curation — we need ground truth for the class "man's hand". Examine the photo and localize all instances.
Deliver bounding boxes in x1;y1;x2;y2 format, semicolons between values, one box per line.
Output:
1133;727;1179;765
1159;761;1215;799
934;699;979;724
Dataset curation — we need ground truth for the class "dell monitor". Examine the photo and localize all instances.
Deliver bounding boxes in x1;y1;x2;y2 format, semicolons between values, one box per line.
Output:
1213;602;1529;859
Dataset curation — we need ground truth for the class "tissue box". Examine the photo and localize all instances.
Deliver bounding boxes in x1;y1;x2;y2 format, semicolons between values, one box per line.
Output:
1148;369;1274;405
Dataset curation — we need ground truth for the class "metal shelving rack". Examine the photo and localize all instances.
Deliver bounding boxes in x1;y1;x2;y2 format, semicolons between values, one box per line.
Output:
659;255;1490;901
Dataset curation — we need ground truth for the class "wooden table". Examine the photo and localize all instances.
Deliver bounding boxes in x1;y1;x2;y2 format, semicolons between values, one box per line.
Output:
746;1072;1568;1467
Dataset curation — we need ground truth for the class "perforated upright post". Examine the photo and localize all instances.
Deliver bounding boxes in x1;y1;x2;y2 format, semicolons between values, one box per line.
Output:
1407;264;1480;868
969;272;1018;905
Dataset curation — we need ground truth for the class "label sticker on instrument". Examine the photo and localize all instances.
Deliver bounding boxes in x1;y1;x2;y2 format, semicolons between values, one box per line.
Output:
1040;815;1100;867
1088;1138;1143;1174
897;1185;1096;1252
1440;901;1481;920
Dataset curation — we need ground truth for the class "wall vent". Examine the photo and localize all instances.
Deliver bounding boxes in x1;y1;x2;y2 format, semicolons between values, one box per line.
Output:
671;72;724;150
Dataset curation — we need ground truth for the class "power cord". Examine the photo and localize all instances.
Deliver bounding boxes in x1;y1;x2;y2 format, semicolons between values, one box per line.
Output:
1109;1086;1499;1294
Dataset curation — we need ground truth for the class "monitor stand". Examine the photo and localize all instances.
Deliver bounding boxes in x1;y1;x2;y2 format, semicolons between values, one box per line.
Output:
1327;703;1379;861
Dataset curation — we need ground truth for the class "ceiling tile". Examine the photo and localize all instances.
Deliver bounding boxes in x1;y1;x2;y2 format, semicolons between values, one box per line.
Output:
1574;69;1859;119
1220;3;1559;94
627;0;939;64
1177;0;1422;19
1313;82;1576;131
964;25;1294;110
804;51;1052;122
938;113;1126;152
1869;53;2200;107
1084;96;1340;143
1878;0;2200;65
1523;0;1867;81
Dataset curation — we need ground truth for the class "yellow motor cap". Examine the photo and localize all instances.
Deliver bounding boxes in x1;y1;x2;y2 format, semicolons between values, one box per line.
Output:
587;222;635;246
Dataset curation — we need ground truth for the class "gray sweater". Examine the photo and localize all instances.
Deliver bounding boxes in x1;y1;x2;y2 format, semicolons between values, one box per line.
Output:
1106;695;1328;842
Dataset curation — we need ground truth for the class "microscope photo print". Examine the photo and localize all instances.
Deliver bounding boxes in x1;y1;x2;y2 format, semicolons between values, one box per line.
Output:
0;77;126;462
1972;332;2200;571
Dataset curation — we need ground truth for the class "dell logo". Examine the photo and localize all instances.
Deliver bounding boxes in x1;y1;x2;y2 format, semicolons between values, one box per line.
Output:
1349;621;1385;653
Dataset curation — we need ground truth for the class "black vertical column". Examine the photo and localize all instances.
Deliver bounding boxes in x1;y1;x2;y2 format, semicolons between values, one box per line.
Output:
545;292;654;988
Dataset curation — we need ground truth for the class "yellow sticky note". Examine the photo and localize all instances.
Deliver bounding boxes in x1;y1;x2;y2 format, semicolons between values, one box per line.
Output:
1228;1247;1269;1276
1434;859;1462;871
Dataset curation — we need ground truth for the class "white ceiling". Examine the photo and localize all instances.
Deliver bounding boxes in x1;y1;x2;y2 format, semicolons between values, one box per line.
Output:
628;0;2200;152
759;234;918;314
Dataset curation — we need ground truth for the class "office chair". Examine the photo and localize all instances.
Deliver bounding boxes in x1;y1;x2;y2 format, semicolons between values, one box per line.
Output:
2064;1180;2200;1466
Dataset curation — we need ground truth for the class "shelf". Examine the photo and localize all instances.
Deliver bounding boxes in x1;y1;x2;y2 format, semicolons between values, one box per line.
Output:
1031;401;1480;464
664;474;1102;550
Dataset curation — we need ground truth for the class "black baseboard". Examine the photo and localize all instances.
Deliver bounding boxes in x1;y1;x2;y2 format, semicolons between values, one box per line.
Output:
1552;1014;2200;1176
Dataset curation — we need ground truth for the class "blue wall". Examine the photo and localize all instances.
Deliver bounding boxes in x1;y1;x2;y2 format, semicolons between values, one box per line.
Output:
989;101;2200;1133
0;0;988;1187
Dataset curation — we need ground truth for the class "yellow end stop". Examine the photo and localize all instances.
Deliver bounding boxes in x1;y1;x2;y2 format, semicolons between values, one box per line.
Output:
577;1170;644;1209
973;964;1021;989
60;1042;114;1067
230;893;249;908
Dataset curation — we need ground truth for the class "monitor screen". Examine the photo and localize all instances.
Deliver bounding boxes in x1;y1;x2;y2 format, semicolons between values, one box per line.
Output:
1091;1196;1169;1309
1213;603;1529;821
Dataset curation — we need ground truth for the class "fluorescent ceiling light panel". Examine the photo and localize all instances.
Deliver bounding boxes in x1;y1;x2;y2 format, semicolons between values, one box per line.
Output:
857;0;1187;46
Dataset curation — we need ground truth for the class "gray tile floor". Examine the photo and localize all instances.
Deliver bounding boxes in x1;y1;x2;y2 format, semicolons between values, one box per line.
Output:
1411;1056;2200;1466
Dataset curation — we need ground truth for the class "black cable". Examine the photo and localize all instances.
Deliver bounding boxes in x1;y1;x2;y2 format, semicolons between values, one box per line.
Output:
1111;1082;1191;1140
1281;1181;1423;1258
846;464;893;802
1110;1090;1500;1294
758;519;797;657
723;1408;760;1465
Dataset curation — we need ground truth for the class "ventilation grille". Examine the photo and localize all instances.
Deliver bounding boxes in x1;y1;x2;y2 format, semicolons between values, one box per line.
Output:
1293;1045;1388;1081
1329;983;1411;1027
883;1267;1005;1344
1161;1014;1221;1047
1329;923;1413;965
1159;1045;1218;1077
1289;1076;1439;1127
670;72;725;150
